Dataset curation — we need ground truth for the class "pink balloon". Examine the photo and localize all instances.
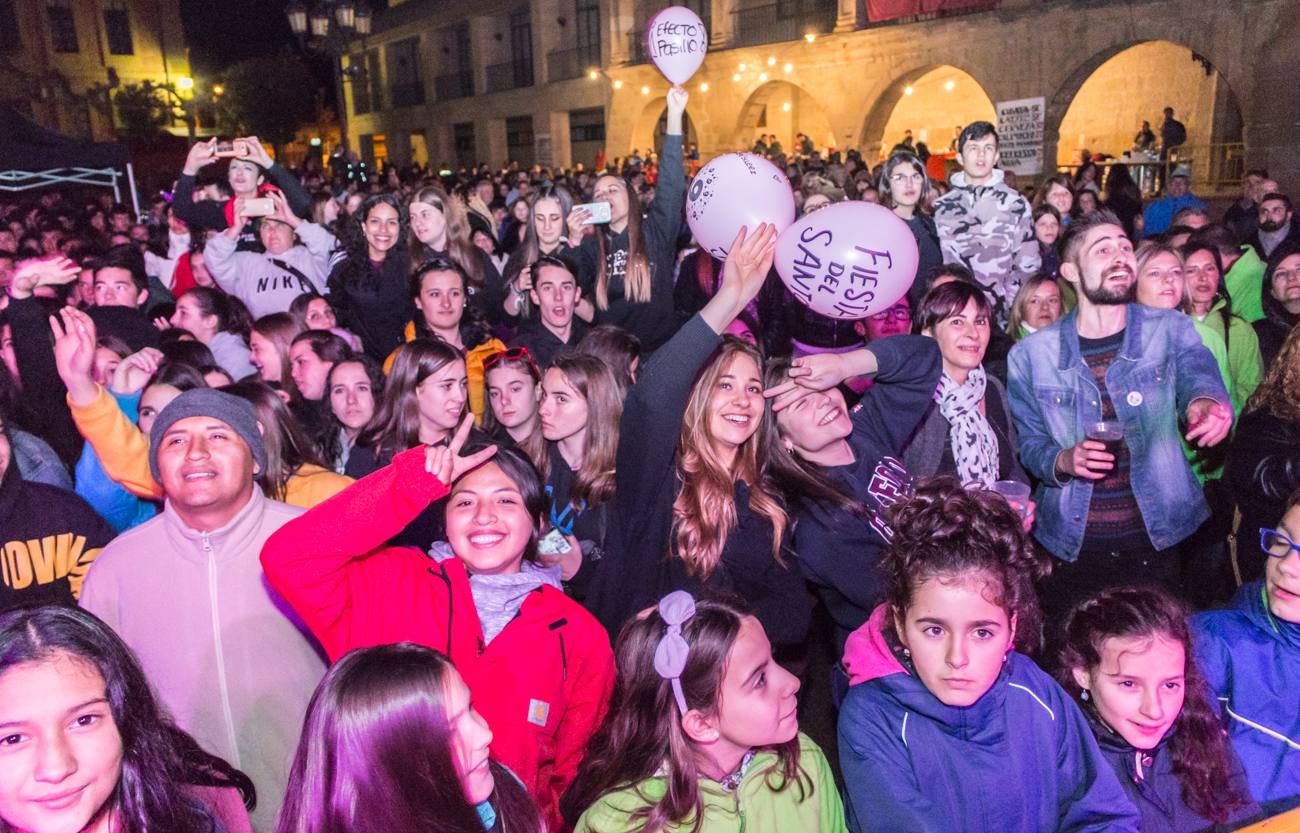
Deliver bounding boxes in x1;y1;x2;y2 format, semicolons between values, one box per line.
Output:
686;153;795;259
645;6;708;85
774;202;919;320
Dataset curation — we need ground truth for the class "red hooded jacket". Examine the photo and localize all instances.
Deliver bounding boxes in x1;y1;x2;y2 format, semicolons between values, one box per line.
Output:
260;446;615;831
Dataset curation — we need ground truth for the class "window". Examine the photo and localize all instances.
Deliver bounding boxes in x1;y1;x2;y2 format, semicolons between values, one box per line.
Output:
104;1;133;55
453;122;476;170
365;50;384;111
509;9;534;88
574;0;600;66
569;107;605;143
46;1;77;53
350;49;383;115
506;116;535;167
0;0;21;50
387;37;423;107
348;55;371;115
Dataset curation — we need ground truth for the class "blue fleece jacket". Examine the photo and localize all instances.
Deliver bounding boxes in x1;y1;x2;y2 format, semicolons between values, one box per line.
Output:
73;390;157;533
1192;582;1300;812
838;650;1140;833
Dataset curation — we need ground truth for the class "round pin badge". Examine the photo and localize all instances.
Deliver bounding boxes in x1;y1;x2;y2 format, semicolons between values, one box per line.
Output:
1126;391;1143;407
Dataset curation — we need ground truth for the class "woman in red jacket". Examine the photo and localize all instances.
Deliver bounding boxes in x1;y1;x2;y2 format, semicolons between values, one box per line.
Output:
260;416;614;832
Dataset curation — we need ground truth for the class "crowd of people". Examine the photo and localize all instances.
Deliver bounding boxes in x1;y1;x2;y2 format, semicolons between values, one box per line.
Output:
0;85;1298;833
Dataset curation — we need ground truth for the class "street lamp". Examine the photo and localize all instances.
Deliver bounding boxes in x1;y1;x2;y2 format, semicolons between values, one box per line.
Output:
285;1;373;153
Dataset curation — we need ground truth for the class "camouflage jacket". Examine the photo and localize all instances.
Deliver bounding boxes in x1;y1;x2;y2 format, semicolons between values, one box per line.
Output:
934;169;1040;326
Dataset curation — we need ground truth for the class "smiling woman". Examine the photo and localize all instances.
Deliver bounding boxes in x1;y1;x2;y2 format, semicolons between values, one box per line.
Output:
586;225;812;655
260;418;615;832
0;605;254;833
1057;586;1261;830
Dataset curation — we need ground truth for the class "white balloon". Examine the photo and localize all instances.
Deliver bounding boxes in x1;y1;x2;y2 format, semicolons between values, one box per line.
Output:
686;153;795;260
645;7;708;85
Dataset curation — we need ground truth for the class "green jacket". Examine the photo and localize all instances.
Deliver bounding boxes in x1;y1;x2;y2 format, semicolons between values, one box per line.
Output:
1224;245;1266;324
1194;297;1263;417
1184;319;1232;483
574;734;847;833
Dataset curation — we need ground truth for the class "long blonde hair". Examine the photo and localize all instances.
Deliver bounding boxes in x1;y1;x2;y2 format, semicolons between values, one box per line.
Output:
672;339;787;576
408;184;484;290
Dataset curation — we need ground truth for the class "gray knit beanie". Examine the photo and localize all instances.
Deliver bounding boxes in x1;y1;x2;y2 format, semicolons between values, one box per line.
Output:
148;388;266;482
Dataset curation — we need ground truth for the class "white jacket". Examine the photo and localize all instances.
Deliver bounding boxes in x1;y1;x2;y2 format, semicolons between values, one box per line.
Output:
205;222;336;318
80;490;326;833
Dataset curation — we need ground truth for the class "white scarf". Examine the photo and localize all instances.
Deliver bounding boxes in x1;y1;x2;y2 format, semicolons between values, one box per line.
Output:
937;367;999;488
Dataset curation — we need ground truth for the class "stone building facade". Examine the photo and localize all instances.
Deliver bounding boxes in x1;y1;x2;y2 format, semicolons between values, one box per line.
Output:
342;0;1300;190
0;0;191;141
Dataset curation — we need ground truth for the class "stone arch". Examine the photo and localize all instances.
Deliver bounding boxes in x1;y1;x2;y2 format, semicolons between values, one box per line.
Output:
731;80;835;153
1045;34;1247;188
858;64;996;162
629;95;701;156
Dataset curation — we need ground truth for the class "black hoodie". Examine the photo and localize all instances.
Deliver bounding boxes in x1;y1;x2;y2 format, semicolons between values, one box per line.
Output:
0;452;114;611
1253;241;1300;369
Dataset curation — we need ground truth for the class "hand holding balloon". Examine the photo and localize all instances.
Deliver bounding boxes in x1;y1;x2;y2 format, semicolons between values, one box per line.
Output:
686;153;795;260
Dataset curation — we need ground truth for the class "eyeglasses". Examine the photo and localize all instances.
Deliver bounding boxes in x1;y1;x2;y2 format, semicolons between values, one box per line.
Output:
871;307;912;322
1273;269;1300;283
483;346;540;378
1260;528;1300;559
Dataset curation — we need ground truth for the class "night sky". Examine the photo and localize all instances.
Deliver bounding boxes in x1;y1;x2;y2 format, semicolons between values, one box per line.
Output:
178;0;358;109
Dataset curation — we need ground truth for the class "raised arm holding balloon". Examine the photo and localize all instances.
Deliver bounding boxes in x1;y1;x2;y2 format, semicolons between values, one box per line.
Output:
575;87;688;352
587;225;817;655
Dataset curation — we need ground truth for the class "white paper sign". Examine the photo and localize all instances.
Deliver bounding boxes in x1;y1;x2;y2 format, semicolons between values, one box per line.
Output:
995;97;1045;176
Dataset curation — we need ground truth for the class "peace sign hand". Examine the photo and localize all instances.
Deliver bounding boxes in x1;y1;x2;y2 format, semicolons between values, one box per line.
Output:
424;413;498;487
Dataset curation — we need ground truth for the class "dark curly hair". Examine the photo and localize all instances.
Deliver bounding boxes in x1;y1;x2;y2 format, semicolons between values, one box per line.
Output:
1055;586;1251;823
883;477;1049;652
333;194;408;291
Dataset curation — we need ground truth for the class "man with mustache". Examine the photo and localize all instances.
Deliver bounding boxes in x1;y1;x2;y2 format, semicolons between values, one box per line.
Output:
1007;209;1232;620
1250;192;1300;261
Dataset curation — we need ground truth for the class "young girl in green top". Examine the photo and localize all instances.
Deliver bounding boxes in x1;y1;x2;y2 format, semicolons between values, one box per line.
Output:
561;592;846;833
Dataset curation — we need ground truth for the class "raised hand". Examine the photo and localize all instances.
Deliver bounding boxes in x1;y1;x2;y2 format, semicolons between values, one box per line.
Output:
719;223;777;303
50;307;99;404
239;136;274;168
110;347;164;396
424;413;498;486
267;190;300;228
9;255;79;300
183;138;218;176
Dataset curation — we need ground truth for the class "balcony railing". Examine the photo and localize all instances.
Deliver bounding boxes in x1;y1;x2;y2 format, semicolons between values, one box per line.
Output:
548;44;602;81
434;71;474;100
486;60;535;92
389;81;425;108
732;3;836;48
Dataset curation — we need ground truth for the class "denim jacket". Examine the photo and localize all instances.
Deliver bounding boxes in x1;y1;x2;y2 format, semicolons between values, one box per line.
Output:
1007;305;1229;560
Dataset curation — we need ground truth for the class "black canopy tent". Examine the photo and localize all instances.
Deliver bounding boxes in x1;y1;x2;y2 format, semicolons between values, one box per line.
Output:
0;105;139;215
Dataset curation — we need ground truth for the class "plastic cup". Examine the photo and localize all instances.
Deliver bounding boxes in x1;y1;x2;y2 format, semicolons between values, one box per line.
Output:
1085;421;1124;456
989;480;1031;518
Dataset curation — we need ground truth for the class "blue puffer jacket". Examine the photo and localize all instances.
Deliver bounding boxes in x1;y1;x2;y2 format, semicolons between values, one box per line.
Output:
838;646;1140;833
1192;582;1300;812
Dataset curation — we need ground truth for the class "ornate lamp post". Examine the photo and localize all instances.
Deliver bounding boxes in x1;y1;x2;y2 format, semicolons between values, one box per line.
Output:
284;1;372;152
